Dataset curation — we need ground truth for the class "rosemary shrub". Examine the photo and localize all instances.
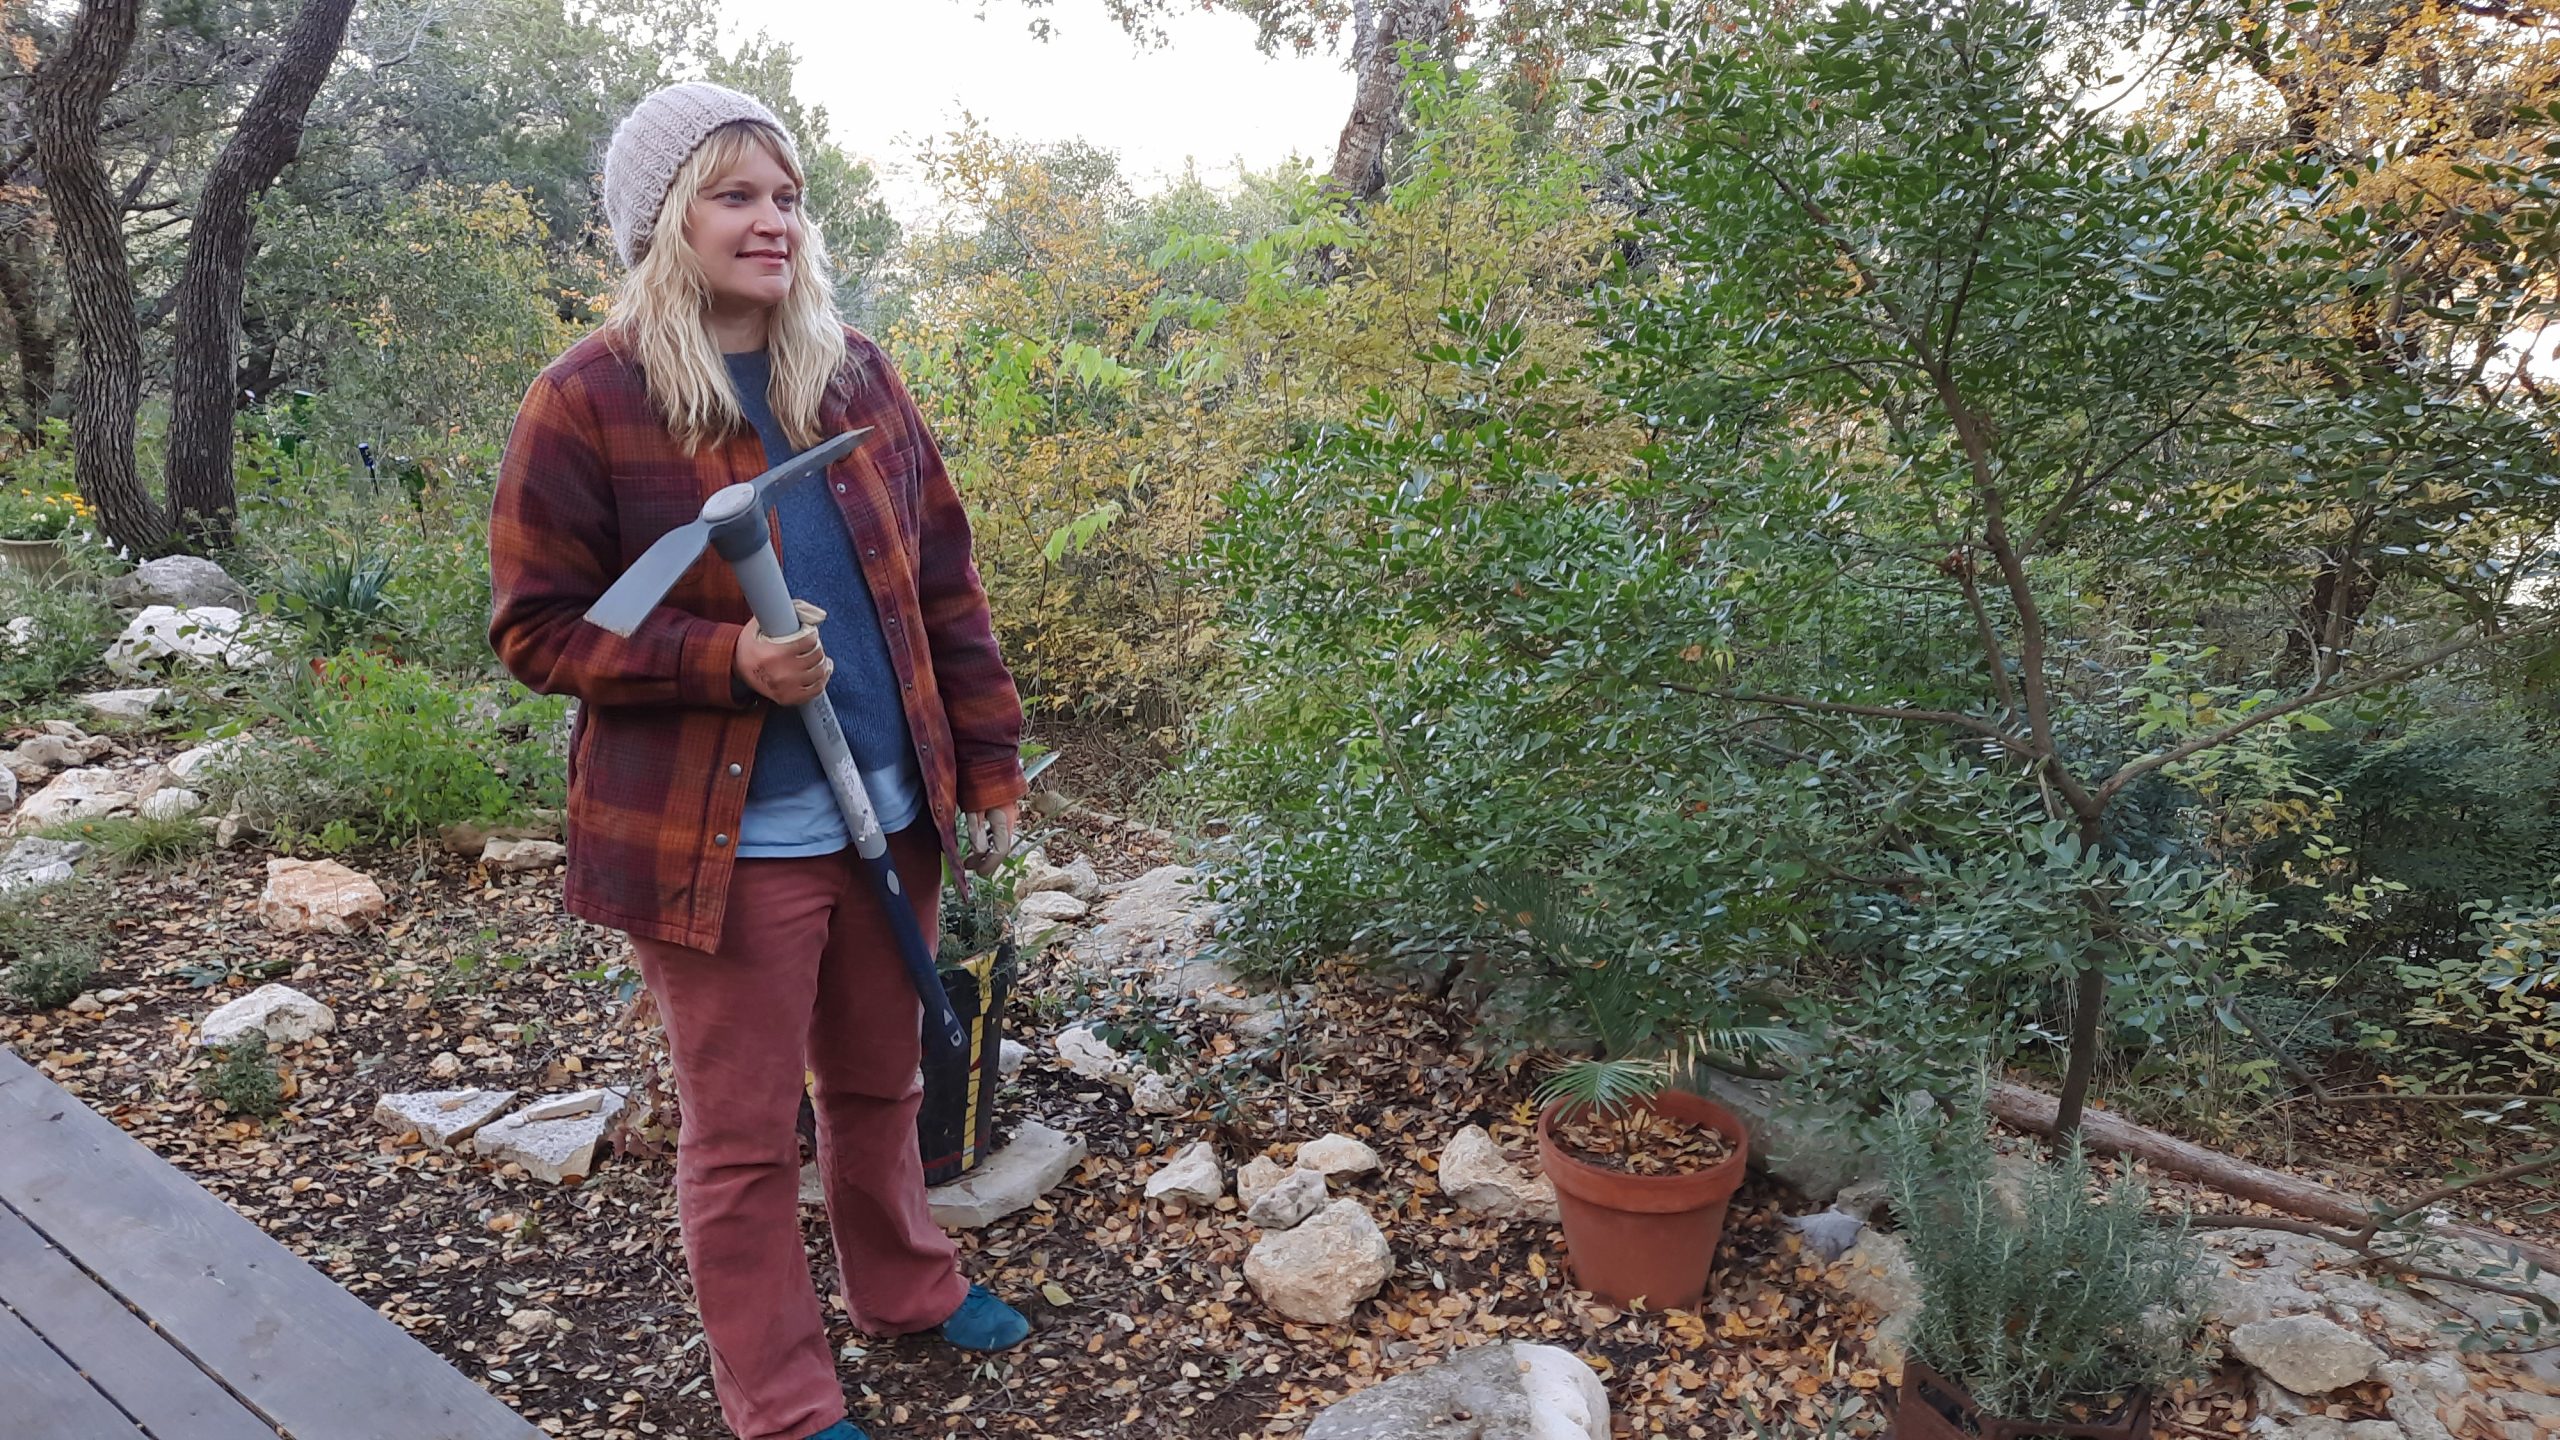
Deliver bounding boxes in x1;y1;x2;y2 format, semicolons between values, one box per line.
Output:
1886;1113;2207;1421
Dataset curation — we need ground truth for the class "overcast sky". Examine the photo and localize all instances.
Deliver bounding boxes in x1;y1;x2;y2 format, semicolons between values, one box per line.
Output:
711;0;1353;227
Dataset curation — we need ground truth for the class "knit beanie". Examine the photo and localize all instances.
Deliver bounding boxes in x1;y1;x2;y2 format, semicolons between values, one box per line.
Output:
602;82;794;268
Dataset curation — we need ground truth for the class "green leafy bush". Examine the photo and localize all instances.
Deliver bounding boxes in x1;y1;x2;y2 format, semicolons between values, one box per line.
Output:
1886;1111;2207;1421
0;566;120;703
204;653;567;846
202;1034;285;1117
4;941;99;1010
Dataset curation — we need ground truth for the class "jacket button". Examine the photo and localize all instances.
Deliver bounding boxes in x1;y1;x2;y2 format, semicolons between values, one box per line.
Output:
727;763;742;776
713;833;730;847
834;482;847;493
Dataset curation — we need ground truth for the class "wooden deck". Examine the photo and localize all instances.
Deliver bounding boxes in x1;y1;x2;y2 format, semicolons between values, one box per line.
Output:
0;1044;540;1439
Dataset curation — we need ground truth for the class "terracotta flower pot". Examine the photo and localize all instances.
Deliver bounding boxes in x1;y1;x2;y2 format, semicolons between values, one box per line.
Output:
1890;1361;2152;1440
1535;1089;1749;1311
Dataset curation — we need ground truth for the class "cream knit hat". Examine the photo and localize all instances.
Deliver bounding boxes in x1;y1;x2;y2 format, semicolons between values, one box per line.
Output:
602;82;794;268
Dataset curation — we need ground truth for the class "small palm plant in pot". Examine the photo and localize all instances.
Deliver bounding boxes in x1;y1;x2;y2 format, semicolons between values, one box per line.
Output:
1882;1099;2208;1439
1484;876;1789;1311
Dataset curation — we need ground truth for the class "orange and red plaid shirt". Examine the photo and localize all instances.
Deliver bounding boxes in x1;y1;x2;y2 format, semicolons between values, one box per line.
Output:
488;326;1026;951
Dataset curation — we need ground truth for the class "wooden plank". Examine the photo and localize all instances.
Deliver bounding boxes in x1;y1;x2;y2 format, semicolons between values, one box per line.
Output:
0;1047;539;1440
0;1297;144;1438
0;1202;278;1440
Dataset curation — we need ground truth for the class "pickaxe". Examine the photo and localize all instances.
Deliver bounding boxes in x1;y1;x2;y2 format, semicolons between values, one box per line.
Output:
582;429;967;1060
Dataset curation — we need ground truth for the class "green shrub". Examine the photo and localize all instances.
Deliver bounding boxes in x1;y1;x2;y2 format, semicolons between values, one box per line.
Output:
272;544;400;656
40;814;210;869
204;653;567;846
0;567;120;703
201;1034;285;1117
4;941;99;1010
1886;1109;2207;1421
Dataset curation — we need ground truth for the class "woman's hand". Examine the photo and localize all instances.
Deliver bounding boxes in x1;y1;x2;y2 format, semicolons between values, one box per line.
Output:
963;802;1017;878
732;600;832;705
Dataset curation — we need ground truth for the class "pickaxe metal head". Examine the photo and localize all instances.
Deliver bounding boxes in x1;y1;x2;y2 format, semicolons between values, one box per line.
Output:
583;427;871;638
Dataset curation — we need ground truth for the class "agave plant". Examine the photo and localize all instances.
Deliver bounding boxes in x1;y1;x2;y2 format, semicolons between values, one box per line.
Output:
1478;873;1795;1158
278;543;400;655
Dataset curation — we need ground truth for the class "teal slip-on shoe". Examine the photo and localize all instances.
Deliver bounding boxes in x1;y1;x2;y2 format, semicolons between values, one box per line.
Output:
803;1422;868;1440
939;1283;1030;1352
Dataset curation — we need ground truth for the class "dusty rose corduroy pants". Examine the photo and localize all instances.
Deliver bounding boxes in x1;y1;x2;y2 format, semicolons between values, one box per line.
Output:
629;823;967;1440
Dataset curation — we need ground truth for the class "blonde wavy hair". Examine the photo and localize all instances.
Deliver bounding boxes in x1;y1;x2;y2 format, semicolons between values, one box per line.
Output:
608;121;849;453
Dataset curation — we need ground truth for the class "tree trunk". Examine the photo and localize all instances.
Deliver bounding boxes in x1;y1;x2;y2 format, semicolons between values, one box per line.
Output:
162;0;357;549
29;0;154;555
0;225;61;435
2051;813;2113;1137
1328;0;1449;201
1987;1080;2560;1272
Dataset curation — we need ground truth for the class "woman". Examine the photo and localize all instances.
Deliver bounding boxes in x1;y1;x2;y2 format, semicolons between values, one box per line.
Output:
488;82;1029;1440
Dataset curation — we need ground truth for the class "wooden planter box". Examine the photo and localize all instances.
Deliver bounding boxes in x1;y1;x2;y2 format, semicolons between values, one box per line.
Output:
1891;1362;2151;1440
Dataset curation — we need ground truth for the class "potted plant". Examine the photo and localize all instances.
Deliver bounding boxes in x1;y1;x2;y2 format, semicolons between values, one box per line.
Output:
1882;1102;2207;1439
0;483;90;581
1488;877;1785;1311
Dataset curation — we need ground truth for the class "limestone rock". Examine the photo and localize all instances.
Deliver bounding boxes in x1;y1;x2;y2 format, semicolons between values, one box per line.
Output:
16;766;140;827
255;857;387;934
482;837;566;872
1839;1231;1921;1374
1297;1133;1383;1180
1129;1070;1187;1115
1785;1207;1869;1261
1690;1073;1875;1204
998;1038;1028;1077
1237;1156;1289;1210
6;731;106;784
927;1121;1086;1228
196;983;335;1047
1247;1199;1394;1324
1305;1342;1609;1440
505;1308;558;1335
1020;850;1101;901
1144;1141;1224;1206
1249;1167;1329;1231
1071;864;1226;997
2233;1314;2384;1396
67;993;102;1014
0;765;14;817
1017;889;1090;924
103;605;272;679
77;687;171;721
427;1051;464;1080
106;555;247;610
1439;1126;1559;1222
440;815;563;857
165;736;250;785
471;1089;628;1184
375;1088;517;1148
0;836;83;895
139;786;204;821
1053;1025;1127;1085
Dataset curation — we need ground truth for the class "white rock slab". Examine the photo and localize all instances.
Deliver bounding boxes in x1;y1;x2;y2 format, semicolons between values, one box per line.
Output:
998;1038;1028;1077
1246;1198;1393;1325
471;1089;628;1184
1237;1156;1289;1210
77;687;171;721
375;1088;518;1148
16;766;140;827
1297;1133;1383;1180
196;983;335;1047
105;555;247;610
1016;889;1090;924
1306;1342;1610;1440
1020;850;1102;902
1053;1025;1127;1084
103;605;273;679
0;836;82;894
255;857;387;934
926;1121;1087;1229
482;837;566;872
1145;1141;1225;1206
166;735;251;785
0;765;15;818
1439;1125;1559;1222
139;786;204;821
2232;1314;2384;1396
1249;1167;1329;1231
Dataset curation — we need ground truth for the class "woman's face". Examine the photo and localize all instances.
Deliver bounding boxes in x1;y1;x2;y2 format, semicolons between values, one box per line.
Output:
685;143;801;322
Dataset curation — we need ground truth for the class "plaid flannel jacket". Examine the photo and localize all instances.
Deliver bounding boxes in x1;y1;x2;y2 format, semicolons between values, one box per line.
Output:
488;326;1026;951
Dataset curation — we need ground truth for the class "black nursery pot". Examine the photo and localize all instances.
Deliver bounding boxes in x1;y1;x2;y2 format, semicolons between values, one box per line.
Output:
915;939;1017;1185
1889;1362;2152;1440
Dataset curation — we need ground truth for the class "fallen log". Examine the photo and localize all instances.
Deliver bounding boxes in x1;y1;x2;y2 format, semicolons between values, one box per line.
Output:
1986;1080;2560;1273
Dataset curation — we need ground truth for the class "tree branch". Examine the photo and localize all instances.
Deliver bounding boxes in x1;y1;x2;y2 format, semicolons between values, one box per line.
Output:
1661;682;2033;750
